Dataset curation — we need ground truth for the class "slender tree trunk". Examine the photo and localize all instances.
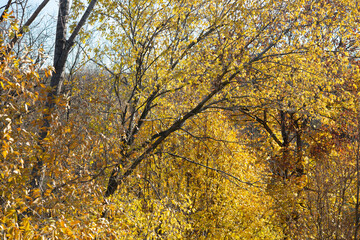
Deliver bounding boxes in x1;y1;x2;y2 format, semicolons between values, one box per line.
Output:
30;0;98;190
354;112;360;239
30;0;70;190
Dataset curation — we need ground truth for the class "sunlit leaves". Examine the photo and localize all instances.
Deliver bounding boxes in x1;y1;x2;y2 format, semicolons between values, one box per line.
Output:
2;0;360;239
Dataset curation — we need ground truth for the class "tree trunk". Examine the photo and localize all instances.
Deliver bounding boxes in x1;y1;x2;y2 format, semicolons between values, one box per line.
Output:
30;0;98;190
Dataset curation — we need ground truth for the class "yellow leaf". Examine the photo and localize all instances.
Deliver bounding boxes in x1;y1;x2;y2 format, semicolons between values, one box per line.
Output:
2;150;7;159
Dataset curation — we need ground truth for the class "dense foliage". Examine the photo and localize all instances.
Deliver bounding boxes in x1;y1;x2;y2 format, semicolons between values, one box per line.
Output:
1;0;360;239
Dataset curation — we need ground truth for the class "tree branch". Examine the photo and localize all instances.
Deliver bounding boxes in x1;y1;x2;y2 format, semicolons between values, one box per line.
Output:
0;0;12;23
239;108;283;147
7;0;50;52
165;152;257;187
66;0;98;50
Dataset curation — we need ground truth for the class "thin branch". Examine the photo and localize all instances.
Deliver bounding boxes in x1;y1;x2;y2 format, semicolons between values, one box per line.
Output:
128;87;160;145
165;152;258;187
239;108;283;146
0;0;12;22
178;127;241;144
170;24;223;70
7;0;50;52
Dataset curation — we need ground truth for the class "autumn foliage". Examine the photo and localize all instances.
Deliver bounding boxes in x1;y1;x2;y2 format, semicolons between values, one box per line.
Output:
1;0;360;239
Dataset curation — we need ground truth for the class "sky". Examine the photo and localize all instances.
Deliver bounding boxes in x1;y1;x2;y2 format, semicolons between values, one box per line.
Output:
32;0;59;18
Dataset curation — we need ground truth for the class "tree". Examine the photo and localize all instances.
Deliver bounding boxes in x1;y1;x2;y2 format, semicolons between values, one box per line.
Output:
30;0;98;190
2;0;360;238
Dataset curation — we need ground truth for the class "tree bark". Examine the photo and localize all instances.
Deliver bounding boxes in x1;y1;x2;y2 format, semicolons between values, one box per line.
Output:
30;0;98;190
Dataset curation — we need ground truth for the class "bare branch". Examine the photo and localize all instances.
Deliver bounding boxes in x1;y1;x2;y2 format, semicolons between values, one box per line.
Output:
7;0;50;52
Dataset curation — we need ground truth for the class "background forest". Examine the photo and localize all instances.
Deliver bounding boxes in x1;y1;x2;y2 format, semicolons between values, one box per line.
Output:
1;0;360;239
